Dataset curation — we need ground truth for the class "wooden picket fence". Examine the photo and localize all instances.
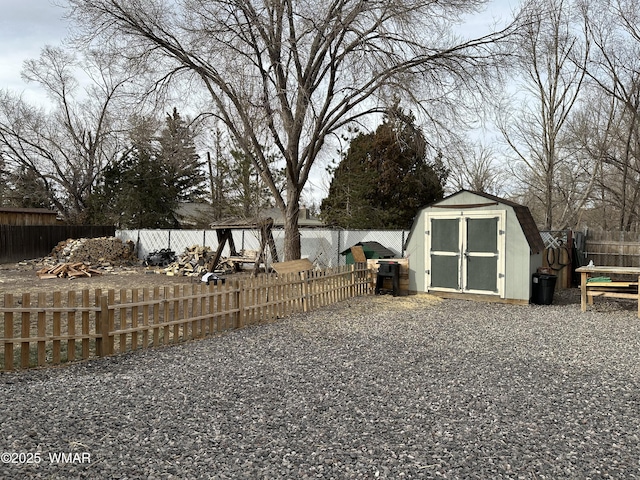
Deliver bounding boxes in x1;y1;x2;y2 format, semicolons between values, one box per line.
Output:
0;264;370;371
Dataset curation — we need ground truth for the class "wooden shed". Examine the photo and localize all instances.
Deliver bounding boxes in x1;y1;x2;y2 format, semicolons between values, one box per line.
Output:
0;207;59;226
404;190;545;304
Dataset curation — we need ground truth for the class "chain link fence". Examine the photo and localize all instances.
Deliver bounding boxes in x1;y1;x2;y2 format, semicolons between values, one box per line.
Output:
117;228;409;268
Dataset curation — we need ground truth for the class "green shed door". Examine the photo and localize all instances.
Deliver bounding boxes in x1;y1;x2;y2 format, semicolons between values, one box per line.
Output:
429;218;460;289
465;217;499;293
427;212;505;297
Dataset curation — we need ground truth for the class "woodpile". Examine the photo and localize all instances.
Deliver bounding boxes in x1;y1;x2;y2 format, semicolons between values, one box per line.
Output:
34;237;138;279
37;262;103;279
50;237;136;264
162;245;216;276
160;246;261;276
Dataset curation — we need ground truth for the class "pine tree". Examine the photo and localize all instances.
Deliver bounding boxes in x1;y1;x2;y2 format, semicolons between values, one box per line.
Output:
321;106;448;229
158;108;206;203
88;116;178;228
87;110;208;227
4;166;53;209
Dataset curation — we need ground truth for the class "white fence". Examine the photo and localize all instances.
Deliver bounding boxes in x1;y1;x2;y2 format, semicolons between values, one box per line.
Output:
117;228;409;268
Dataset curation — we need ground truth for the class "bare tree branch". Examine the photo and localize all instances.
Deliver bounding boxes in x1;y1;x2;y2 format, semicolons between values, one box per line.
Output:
68;0;518;257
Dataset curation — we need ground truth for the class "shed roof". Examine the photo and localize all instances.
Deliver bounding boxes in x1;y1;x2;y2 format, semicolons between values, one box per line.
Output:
175;202;217;227
210;207;324;229
0;207;57;215
340;241;396;257
413;190;545;255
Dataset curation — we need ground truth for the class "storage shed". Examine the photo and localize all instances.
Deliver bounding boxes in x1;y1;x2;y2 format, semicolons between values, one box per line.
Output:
405;190;545;304
341;241;396;265
0;207;59;226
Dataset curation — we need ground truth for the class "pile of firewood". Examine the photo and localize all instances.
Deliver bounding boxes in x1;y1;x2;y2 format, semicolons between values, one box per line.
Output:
162;245;216;276
37;262;102;279
50;237;136;264
158;245;263;277
221;250;260;272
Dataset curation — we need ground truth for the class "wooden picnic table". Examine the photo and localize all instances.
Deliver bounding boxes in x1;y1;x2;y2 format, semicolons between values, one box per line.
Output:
575;265;640;317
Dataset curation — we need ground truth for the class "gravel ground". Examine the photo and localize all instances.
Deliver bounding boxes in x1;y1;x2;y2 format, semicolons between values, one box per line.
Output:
1;291;640;479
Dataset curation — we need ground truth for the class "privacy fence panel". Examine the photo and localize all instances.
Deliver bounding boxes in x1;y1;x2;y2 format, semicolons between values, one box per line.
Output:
583;230;640;268
0;225;115;264
118;228;409;267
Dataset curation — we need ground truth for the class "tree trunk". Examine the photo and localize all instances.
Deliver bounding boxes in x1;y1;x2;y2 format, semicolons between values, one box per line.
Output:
283;190;302;261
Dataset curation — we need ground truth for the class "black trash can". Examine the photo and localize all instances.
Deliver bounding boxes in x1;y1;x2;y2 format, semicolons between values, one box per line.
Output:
531;273;557;305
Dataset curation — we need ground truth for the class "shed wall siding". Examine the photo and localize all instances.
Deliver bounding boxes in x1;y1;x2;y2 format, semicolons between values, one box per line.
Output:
503;206;532;301
406;211;426;292
0;212;59;226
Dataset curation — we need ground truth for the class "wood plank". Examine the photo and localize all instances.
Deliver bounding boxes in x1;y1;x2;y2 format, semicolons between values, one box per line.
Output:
82;289;90;359
350;245;367;263
20;293;30;369
588;291;639;300
119;289;127;353
107;290;115;355
95;289;104;356
131;289;139;350
153;287;160;347
37;273;59;279
142;288;150;348
37;293;46;366
163;286;171;344
53;292;61;364
272;258;314;275
188;284;197;338
173;285;180;341
587;282;637;287
68;291;76;362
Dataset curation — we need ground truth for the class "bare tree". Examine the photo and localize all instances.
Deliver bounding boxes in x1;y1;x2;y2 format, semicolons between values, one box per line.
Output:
446;140;507;195
497;0;590;229
578;0;640;230
0;46;129;222
68;0;518;259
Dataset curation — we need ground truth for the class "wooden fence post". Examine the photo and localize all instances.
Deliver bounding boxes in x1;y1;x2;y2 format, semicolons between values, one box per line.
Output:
20;293;31;369
235;279;244;329
37;293;46;367
96;295;110;357
302;271;310;313
81;289;90;360
3;294;14;371
348;263;357;298
107;290;115;355
68;291;76;362
52;292;61;365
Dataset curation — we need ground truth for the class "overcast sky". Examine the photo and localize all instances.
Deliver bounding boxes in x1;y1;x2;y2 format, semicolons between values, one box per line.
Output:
0;0;70;102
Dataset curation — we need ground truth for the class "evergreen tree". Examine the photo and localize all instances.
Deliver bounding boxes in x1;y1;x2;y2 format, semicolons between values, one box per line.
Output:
158;108;206;203
88;143;178;228
87;116;178;228
87;109;208;227
321;106;448;229
4;165;53;209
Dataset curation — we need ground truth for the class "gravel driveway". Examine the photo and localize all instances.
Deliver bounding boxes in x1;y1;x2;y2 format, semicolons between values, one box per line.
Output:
1;292;640;479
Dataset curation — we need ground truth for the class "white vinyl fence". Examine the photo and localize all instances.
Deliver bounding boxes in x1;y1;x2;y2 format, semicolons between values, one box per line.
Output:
116;228;409;268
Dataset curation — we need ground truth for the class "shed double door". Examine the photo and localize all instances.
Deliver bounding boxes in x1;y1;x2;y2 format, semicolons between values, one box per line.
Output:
426;212;505;297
